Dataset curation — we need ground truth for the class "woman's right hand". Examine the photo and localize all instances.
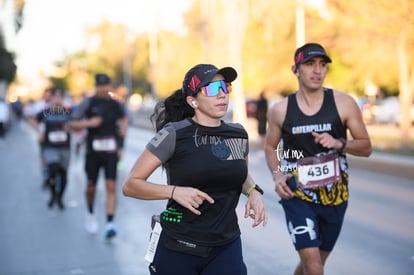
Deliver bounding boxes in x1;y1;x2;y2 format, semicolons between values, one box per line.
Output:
171;186;215;215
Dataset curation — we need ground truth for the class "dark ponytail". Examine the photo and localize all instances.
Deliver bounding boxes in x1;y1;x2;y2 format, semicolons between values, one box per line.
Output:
150;89;195;132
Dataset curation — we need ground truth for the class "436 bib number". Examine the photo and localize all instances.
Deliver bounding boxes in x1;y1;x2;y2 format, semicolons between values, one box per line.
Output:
297;152;341;189
307;163;332;178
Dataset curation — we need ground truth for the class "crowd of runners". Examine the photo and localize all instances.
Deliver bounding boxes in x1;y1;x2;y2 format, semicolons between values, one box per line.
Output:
14;73;128;241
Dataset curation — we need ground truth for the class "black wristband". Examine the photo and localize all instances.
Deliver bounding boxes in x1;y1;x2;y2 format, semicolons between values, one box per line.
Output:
254;184;264;196
339;138;347;152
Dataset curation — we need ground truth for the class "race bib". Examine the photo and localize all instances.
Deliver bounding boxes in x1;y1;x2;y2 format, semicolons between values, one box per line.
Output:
145;221;162;262
48;131;68;143
92;137;116;152
297;152;341;189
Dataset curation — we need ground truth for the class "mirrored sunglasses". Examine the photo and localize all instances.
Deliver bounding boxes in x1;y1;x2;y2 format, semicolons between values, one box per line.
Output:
199;80;232;97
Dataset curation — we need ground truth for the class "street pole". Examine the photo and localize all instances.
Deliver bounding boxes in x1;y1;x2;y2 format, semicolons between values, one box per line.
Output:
123;32;134;97
296;1;305;48
148;0;159;98
226;0;247;126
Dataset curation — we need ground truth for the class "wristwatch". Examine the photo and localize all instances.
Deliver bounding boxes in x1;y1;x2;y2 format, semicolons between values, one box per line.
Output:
254;184;264;196
247;184;264;197
338;137;347;152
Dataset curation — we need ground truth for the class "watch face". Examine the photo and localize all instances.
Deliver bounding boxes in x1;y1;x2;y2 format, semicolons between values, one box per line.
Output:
254;185;264;195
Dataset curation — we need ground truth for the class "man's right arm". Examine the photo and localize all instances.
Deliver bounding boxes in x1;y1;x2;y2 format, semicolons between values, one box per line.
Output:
69;97;102;130
70;117;102;130
264;101;284;179
27;111;44;141
264;100;295;199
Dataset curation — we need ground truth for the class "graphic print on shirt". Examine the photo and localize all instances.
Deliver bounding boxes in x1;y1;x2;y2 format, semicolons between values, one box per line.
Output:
193;128;247;160
292;123;332;134
37;106;71;148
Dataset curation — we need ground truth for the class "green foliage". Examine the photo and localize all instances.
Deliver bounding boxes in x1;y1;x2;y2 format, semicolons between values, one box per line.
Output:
54;0;413;101
49;77;67;91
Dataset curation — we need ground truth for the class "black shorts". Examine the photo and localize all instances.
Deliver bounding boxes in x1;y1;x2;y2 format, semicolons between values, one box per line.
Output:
279;197;348;251
85;152;118;184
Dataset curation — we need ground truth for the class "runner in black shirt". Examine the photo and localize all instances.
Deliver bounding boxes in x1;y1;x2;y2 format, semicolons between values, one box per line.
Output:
26;87;53;189
123;64;267;275
34;87;71;209
70;73;128;240
265;43;372;275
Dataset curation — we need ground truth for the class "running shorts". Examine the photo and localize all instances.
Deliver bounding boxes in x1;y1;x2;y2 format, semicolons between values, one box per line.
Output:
279;197;348;251
85;152;118;183
42;147;70;168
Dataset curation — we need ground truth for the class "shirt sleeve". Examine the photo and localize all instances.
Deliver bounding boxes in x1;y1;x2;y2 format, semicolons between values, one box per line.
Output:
70;97;90;120
35;110;44;122
145;123;176;163
119;102;126;117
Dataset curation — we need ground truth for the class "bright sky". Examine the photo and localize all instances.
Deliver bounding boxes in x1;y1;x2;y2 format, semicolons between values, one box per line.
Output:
15;0;192;79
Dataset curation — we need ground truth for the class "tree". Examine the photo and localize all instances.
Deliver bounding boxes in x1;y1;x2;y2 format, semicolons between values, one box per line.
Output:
58;22;151;97
328;0;414;148
0;47;16;83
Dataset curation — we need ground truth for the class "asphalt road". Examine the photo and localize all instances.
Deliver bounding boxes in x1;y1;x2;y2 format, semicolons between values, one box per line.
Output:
0;122;413;275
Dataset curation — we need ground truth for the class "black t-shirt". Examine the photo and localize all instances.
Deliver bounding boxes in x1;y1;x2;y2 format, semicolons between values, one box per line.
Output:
71;96;125;152
36;106;72;148
146;118;249;247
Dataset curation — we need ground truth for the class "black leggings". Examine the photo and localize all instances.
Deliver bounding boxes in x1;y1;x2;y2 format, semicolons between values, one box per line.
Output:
48;163;67;202
0;122;4;138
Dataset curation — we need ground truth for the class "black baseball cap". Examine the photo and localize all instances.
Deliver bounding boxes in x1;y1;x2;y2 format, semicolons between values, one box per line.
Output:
294;43;332;69
95;73;111;86
182;64;237;96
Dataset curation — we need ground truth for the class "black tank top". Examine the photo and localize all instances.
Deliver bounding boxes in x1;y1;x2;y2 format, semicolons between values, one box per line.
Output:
281;88;349;205
282;88;346;160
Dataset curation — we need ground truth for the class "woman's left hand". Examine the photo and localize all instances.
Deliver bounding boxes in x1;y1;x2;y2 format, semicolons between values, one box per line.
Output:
244;190;268;227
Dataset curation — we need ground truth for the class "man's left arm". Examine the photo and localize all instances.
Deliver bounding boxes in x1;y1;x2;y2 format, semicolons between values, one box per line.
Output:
341;95;372;157
117;104;129;138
